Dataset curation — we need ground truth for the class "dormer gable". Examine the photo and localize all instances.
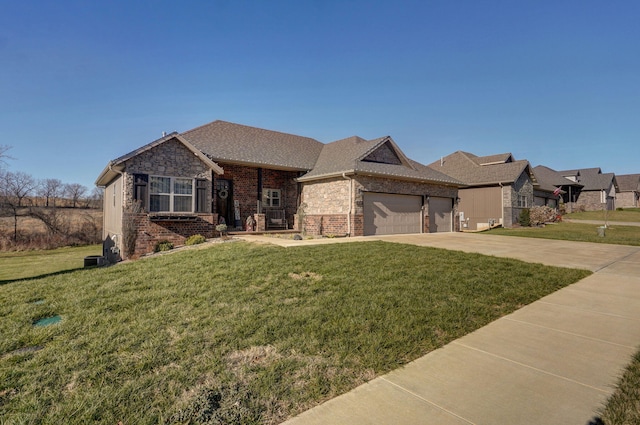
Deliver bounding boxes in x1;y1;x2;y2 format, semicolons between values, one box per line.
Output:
359;137;415;170
362;140;403;165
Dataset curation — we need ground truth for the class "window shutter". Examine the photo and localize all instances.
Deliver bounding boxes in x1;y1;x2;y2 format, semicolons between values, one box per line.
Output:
133;174;148;210
196;179;207;212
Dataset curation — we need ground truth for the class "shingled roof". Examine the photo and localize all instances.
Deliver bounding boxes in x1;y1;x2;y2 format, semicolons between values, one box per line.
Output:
427;151;535;186
558;167;618;192
95;132;224;186
297;135;462;185
532;165;583;193
616;174;640;192
181;120;324;171
97;120;464;188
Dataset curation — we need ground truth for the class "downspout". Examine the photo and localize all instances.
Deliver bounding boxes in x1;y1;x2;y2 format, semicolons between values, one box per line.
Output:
342;172;352;236
499;182;505;226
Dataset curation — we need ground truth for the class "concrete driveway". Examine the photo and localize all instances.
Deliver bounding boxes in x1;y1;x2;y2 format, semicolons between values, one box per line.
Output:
240;233;640;425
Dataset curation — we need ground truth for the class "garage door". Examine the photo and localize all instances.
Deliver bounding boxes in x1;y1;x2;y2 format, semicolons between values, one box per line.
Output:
428;196;453;233
363;193;422;235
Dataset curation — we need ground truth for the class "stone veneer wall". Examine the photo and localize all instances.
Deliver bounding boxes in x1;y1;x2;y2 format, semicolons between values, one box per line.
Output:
119;138;218;258
575;191;609;211
506;172;533;227
123;138;213;211
301;175;459;236
617;191;639;209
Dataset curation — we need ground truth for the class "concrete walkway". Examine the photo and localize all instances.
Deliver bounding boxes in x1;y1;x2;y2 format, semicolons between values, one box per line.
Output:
239;233;640;425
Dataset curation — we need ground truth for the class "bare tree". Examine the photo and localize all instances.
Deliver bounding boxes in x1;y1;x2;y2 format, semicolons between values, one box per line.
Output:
64;183;88;208
3;171;36;207
89;186;104;209
0;145;12;170
0;171;36;240
39;178;64;207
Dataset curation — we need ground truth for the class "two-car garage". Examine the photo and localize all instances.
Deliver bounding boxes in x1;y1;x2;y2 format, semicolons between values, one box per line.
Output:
363;192;453;236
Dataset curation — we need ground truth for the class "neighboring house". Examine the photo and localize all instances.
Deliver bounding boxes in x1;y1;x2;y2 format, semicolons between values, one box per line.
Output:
96;120;462;259
532;165;584;212
615;174;640;208
428;151;557;230
557;168;618;211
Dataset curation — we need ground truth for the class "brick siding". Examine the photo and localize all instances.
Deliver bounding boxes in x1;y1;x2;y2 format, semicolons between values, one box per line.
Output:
301;175;459;236
125;213;217;259
215;163;300;228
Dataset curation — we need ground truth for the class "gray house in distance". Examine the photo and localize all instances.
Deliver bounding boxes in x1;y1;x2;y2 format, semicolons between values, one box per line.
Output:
532;165;584;212
428;151;558;230
615;174;640;208
558;168;618;211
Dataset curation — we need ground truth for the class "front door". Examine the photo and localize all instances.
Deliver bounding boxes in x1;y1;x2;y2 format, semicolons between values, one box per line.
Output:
215;179;233;225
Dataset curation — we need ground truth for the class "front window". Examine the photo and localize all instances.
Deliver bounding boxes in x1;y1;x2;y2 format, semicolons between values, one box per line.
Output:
263;188;281;207
517;195;528;208
149;176;194;212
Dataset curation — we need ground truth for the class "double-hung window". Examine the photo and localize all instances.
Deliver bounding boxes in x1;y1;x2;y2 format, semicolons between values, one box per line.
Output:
517;195;528;208
149;176;194;213
263;188;281;208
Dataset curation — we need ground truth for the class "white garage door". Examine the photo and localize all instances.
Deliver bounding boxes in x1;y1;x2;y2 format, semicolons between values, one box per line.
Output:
428;196;453;233
363;193;422;236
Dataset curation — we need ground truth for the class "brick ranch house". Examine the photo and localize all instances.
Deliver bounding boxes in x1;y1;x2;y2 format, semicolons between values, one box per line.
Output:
96;120;462;259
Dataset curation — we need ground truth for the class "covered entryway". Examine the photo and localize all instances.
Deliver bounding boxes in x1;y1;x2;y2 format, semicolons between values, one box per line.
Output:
428;196;453;232
363;192;422;236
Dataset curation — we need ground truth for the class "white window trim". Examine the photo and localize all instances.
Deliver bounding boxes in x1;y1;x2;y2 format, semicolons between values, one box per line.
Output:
263;188;282;208
517;194;528;208
149;175;195;213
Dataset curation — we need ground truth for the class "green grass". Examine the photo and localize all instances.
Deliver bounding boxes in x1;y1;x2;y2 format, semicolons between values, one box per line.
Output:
486;222;640;246
0;241;590;424
565;208;640;223
598;349;640;424
0;245;102;282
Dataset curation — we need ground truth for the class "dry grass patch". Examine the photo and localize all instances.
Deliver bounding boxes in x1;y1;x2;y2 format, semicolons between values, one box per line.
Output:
288;271;323;281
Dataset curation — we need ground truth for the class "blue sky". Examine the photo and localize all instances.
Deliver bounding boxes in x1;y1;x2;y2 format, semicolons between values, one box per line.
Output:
2;1;639;189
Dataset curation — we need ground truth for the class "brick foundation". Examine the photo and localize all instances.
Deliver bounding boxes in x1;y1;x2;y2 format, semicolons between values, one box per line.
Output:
304;214;349;236
125;213;217;259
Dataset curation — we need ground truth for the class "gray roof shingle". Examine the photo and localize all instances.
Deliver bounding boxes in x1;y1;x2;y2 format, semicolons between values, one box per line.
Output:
557;168;617;191
533;165;583;192
298;136;462;185
98;120;464;187
181;120;324;171
427;151;532;186
616;174;640;192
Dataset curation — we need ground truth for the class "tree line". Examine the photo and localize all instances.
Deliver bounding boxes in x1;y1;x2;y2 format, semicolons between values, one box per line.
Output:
0;145;103;247
0;145;103;209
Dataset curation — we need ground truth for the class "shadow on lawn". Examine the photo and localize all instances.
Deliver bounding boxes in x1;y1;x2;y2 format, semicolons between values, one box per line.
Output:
0;267;89;286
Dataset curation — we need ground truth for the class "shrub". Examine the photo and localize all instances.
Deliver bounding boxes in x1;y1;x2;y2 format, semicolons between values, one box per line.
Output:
529;205;559;226
215;224;227;237
185;234;206;245
154;240;174;252
518;208;531;227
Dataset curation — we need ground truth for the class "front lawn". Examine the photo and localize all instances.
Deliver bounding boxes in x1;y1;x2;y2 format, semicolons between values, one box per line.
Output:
0;241;590;424
565;208;640;222
486;222;640;246
0;244;102;282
